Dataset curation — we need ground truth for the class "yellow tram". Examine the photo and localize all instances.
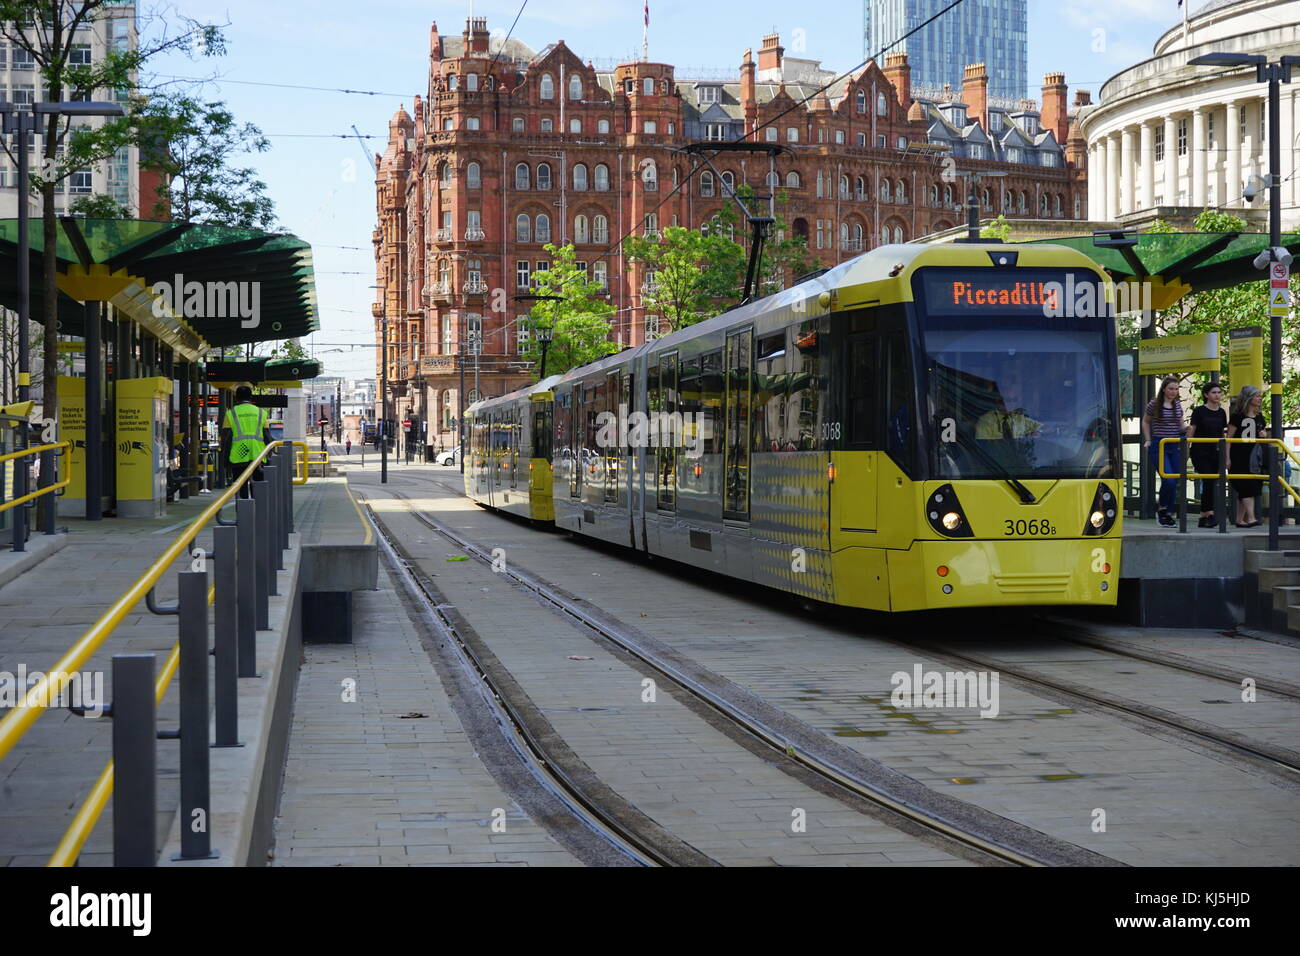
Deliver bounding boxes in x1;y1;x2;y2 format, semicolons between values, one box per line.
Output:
465;242;1121;611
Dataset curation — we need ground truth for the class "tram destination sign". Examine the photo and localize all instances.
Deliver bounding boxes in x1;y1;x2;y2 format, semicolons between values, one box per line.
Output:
916;269;1108;318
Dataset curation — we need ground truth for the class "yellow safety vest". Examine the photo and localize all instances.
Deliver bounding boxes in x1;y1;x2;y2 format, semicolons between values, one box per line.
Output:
224;403;267;463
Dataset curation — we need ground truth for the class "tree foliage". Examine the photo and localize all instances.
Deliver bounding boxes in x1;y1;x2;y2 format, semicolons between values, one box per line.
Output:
518;243;619;378
979;214;1012;242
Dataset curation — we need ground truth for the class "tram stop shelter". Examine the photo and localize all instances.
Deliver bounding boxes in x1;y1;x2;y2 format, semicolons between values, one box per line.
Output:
0;217;320;527
1025;230;1300;518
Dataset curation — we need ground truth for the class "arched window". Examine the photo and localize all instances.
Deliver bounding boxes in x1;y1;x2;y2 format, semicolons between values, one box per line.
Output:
720;170;734;194
856;89;866;113
816;170;824;197
537;163;552;190
1055;194;1064;216
892;225;903;243
512;116;525;132
662;78;671;94
880;180;892;202
839;174;849;199
447;74;458;90
854;223;865;246
573;164;588;191
465;73;478;91
1002;190;1011;211
597;119;610;134
540;74;554;99
594;164;610;190
766;169;779;187
438;161;451;187
700;171;714;197
574;215;590;244
535;213;551;242
465;162;480;188
786;171;801;188
855;175;865;198
1040;194;1048;215
1073;196;1081;218
839;222;849;247
672;167;680;188
643;76;655;95
929;184;939;205
642;160;657;190
442;391;453;429
876;92;887;116
982;188;990;208
568;75;582;100
593;215;609;243
943;185;953;205
881;226;890;247
1019;190;1028;213
515;163;530;190
516;214;531;243
569;118;581;133
896;180;906;203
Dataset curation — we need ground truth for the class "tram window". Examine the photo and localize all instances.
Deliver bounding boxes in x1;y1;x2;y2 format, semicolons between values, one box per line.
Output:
725;329;752;518
679;357;702;458
754;332;786;452
787;320;821;450
700;350;723;454
605;371;619;501
847;335;877;448
533;405;552;461
657;352;678;510
885;332;914;466
622;371;635;457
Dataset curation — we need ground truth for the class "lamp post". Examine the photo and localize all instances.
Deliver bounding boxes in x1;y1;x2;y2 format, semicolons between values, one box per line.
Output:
1189;52;1300;550
1;100;123;551
514;293;563;380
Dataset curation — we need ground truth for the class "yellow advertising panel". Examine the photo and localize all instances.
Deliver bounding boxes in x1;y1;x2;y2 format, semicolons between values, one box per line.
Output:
56;376;87;503
116;376;172;518
1138;332;1220;375
1227;326;1265;393
57;340;85;354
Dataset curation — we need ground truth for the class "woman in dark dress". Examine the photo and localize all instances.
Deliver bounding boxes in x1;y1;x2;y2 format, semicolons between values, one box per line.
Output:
1186;382;1228;527
1228;385;1266;527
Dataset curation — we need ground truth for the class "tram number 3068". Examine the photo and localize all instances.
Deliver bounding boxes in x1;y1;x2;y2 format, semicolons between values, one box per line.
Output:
1004;519;1058;536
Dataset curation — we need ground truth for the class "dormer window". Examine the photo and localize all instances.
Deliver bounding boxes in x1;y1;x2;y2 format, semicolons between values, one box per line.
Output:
698;86;719;105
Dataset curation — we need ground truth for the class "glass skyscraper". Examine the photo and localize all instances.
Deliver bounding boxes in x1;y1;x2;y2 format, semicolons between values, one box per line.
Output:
864;0;1028;101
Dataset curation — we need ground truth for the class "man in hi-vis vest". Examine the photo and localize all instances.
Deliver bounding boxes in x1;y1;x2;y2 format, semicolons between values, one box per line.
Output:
221;386;272;497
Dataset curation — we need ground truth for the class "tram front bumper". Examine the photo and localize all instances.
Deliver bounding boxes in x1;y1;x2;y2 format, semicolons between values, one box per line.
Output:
888;536;1121;610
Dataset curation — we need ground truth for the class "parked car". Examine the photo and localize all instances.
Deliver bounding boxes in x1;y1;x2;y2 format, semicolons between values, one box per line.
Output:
435;445;461;466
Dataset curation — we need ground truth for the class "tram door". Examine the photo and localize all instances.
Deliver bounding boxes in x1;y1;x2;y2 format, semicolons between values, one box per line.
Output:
839;333;878;531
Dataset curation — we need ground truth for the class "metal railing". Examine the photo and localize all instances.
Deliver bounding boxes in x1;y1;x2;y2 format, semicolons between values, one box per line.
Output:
0;440;70;515
0;441;303;866
1156;436;1300;534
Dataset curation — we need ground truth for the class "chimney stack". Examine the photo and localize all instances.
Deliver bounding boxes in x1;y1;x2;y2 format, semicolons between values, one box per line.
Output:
961;62;988;131
883;52;911;112
758;33;784;74
740;49;757;136
1073;89;1092;107
1041;72;1069;145
464;16;489;54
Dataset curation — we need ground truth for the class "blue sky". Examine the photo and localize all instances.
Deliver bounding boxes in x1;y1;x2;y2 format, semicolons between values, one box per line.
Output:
153;0;1189;379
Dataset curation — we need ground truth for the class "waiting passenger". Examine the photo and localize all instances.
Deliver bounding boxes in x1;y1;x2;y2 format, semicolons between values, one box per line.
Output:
1186;382;1227;528
1228;385;1266;528
1141;376;1185;527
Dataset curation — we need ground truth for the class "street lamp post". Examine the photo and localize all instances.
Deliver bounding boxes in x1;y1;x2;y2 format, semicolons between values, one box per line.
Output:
1189;52;1300;550
514;293;564;380
1;100;124;551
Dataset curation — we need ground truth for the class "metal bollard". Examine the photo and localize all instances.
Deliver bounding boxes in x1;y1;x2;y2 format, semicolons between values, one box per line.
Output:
175;571;218;860
264;463;284;572
1178;436;1188;533
213;524;240;747
112;654;157;867
251;479;273;616
235;497;259;677
281;446;295;537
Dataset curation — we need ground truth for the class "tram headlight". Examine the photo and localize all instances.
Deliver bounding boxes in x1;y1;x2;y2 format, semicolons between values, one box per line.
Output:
926;484;973;538
1082;483;1118;536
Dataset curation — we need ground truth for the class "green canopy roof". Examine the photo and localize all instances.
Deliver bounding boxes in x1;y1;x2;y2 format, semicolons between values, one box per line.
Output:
1025;232;1300;296
0;217;320;347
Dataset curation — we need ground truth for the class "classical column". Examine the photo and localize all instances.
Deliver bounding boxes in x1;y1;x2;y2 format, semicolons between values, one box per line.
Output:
1192;107;1207;207
1139;121;1155;210
1106;133;1120;220
1120;126;1135;215
1089;142;1104;220
1226;100;1242;210
1164;113;1178;208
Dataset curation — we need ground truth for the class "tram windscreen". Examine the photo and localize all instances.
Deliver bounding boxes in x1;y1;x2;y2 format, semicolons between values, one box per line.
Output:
915;269;1117;480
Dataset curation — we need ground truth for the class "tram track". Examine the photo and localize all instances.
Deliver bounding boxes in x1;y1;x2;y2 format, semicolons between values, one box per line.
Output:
370;483;1124;868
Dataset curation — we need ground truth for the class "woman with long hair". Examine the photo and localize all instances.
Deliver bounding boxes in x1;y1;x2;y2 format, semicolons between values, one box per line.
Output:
1228;384;1266;527
1186;381;1228;527
1142;376;1186;527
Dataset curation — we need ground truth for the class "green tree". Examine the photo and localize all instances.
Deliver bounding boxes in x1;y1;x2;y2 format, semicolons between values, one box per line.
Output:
66;193;129;218
624;225;744;331
518;243;619;378
979;214;1012;242
1122;211;1300;423
130;93;276;228
0;0;221;462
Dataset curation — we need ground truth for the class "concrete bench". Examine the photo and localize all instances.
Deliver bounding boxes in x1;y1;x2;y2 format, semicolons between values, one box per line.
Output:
293;476;376;643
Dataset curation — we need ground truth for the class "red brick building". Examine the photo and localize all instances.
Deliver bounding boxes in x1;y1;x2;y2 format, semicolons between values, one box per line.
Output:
373;17;1090;453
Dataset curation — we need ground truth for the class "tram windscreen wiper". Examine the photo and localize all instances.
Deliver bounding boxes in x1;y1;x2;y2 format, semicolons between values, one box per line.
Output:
948;427;1037;503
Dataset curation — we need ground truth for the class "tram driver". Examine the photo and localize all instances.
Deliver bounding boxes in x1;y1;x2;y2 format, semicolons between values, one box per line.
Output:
976;381;1042;441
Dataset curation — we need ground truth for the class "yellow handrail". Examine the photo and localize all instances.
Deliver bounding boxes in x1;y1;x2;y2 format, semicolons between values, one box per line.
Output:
47;582;215;867
0;441;71;514
1157;437;1300;500
0;440;288;764
290;441;311;484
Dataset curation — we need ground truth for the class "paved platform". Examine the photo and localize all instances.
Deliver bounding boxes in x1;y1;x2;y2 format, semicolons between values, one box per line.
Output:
0;470;355;866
